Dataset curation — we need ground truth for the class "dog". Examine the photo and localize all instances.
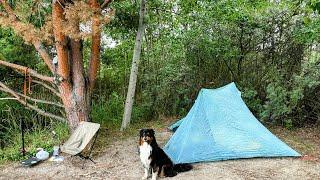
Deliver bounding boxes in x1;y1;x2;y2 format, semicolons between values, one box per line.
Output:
139;129;192;180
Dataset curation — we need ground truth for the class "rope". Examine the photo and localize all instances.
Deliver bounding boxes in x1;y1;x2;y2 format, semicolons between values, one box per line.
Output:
23;68;32;106
28;69;32;94
24;68;27;105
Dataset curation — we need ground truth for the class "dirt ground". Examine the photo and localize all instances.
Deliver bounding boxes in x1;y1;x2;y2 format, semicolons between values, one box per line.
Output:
0;129;320;180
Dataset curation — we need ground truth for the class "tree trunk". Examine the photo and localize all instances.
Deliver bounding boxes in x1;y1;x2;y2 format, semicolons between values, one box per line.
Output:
62;88;89;130
0;0;111;131
56;38;90;130
121;0;146;131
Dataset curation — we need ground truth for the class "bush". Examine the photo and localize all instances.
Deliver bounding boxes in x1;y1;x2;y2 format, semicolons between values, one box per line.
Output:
91;92;125;126
260;55;320;126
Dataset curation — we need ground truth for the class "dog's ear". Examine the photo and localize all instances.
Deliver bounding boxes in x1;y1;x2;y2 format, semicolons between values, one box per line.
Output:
150;129;155;136
139;129;144;136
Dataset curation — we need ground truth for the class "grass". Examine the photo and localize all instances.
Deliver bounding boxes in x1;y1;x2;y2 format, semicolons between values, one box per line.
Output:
0;122;69;165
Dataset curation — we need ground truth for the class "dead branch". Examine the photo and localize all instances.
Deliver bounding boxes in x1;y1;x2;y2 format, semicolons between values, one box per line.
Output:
0;97;18;100
17;92;64;108
0;82;66;122
0;60;54;83
32;79;61;97
0;87;63;108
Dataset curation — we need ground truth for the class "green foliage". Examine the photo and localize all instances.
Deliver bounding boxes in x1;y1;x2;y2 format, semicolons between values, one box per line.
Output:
91;92;124;126
100;0;320;128
241;88;263;115
108;0;139;37
0;28;37;78
261;54;320;126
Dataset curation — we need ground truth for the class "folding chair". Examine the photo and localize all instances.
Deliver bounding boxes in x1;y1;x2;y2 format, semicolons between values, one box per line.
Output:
61;121;100;167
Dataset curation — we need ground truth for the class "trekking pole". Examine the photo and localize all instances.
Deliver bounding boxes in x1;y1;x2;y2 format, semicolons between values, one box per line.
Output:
20;117;26;156
20;68;29;157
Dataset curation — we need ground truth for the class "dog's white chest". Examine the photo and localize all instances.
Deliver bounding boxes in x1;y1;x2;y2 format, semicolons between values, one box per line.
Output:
140;142;152;168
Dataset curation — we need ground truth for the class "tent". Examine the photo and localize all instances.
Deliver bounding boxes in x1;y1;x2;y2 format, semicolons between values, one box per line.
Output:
164;82;300;164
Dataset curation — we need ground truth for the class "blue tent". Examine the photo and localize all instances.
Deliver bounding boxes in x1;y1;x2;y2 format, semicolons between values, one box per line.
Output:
164;82;300;164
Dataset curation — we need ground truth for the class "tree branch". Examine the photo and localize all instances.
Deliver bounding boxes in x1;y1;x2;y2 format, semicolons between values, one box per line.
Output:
0;87;64;108
0;11;6;16
88;0;102;93
0;60;54;83
0;82;66;122
0;1;54;72
32;79;61;97
0;0;15;16
0;97;18;100
33;41;54;72
17;92;64;108
101;0;112;9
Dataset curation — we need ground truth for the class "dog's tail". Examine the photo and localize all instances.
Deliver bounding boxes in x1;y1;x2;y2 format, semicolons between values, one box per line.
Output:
173;163;193;173
164;164;193;177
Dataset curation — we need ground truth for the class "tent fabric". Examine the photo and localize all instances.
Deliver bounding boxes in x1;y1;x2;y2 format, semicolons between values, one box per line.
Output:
168;118;183;132
164;82;301;164
61;122;100;155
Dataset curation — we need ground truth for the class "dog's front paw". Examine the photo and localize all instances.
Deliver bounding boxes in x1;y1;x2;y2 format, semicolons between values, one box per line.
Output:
151;172;157;180
141;176;148;180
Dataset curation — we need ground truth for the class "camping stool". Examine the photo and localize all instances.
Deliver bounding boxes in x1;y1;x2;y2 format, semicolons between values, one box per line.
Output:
61;122;100;168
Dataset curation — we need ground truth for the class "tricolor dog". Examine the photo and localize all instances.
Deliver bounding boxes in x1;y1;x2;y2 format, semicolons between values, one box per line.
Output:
139;129;192;180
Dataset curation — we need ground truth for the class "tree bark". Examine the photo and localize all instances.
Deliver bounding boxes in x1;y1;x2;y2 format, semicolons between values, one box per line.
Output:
121;0;146;131
88;0;102;94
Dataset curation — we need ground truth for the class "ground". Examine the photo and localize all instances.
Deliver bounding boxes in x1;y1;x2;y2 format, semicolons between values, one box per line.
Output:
0;123;319;180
